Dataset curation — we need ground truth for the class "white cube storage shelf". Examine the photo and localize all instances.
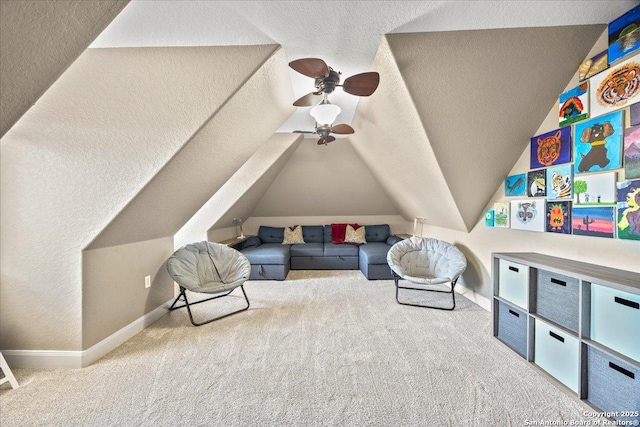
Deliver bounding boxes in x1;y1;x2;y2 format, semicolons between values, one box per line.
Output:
492;253;640;423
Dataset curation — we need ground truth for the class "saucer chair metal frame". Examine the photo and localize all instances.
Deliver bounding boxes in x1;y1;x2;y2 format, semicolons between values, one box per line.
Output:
167;241;251;326
387;237;467;311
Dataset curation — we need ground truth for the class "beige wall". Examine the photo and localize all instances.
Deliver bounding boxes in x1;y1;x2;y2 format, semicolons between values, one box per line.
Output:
82;237;174;348
417;30;640;301
252;139;399;217
0;45;286;351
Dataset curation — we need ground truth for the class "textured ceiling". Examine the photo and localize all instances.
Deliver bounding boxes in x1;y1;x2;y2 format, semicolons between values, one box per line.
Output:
0;0;129;137
90;1;637;135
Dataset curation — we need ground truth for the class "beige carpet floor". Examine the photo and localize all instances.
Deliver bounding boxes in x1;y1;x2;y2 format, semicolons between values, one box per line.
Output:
1;270;591;426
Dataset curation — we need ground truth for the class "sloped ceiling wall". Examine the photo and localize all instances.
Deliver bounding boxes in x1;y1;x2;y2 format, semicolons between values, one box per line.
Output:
351;25;605;232
0;0;129;137
0;44;287;351
87;46;293;249
174;133;302;247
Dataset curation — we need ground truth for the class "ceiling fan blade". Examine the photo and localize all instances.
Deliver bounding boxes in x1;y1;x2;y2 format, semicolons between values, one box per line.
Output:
289;58;330;79
317;136;337;145
293;92;323;107
342;72;380;97
331;123;355;135
293;130;315;134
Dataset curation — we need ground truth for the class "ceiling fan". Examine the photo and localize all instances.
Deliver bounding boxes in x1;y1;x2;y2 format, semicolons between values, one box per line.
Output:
294;123;355;146
289;58;380;107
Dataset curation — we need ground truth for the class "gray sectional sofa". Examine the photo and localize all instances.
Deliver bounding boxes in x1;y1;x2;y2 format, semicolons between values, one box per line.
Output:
239;224;403;281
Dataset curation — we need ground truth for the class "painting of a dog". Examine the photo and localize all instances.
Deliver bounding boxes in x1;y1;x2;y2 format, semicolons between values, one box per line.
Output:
574;111;623;174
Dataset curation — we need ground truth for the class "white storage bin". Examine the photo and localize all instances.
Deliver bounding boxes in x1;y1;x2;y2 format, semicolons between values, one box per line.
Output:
591;283;640;362
534;319;579;392
498;260;528;309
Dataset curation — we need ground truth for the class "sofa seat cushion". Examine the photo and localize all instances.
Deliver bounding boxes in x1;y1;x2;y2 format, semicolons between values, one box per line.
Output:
290;242;324;257
359;242;391;264
324;243;359;257
242;243;290;265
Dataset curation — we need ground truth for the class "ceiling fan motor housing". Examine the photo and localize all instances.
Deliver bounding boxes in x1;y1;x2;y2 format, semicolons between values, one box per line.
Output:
315;69;341;94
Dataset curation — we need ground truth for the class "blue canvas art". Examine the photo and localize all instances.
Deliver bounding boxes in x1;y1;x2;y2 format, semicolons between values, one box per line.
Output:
572;206;615;238
505;173;526;196
485;210;495;227
574;110;623;174
546;165;573;200
530;127;572;169
609;5;640;64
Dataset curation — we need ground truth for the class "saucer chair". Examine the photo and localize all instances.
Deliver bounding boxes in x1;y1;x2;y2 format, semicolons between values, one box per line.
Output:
387;237;467;310
167;241;251;326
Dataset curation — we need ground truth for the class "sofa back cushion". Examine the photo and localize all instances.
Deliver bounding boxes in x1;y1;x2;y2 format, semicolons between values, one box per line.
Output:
365;224;390;242
301;225;324;243
323;225;333;243
258;226;284;243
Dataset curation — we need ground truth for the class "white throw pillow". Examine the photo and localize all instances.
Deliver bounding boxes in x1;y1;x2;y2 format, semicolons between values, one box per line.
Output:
344;225;366;244
282;225;305;244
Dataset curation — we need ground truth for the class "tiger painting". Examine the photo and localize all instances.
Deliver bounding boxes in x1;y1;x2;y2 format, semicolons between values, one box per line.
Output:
537;130;561;166
597;60;640;109
550;172;571;199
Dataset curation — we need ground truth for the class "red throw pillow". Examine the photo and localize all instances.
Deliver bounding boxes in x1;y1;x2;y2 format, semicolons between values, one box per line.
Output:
331;223;347;243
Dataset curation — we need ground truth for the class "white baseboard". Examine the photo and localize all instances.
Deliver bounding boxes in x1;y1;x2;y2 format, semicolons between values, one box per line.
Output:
3;299;173;369
455;285;491;311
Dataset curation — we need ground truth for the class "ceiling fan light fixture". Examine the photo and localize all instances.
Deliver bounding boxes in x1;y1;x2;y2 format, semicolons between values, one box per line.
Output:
310;103;341;125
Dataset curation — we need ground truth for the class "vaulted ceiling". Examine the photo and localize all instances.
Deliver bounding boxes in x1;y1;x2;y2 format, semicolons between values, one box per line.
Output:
1;0;636;244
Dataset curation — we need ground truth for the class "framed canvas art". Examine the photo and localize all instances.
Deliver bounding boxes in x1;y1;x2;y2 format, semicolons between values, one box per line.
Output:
527;169;546;197
590;54;640;118
546;165;573;200
574;110;623;174
578;50;608;82
631;102;640;126
624;125;640;180
510;200;545;232
558;82;589;126
617;180;640;240
530;127;572;169
505;173;526;196
485;210;495;227
546;201;572;234
571;206;615;238
494;203;510;228
573;172;616;205
608;5;640;64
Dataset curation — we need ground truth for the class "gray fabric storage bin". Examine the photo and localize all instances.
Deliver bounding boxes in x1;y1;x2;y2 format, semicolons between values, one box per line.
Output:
496;300;528;357
535;269;580;332
587;345;640;423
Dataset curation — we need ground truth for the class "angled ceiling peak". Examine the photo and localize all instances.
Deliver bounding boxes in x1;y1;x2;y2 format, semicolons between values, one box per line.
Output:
353;24;605;232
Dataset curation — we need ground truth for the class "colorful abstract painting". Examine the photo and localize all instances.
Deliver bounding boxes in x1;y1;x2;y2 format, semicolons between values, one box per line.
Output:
571;206;615;238
494;203;510;228
574;110;623;174
590;54;640;118
578;50;608;82
546;165;573;200
617;180;640;240
530;127;572;169
573;172;616;205
510;200;545;232
546;201;572;234
624;125;640;180
505;173;526;196
558;82;589;126
527;169;546;197
485;210;495;227
608;5;640;64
